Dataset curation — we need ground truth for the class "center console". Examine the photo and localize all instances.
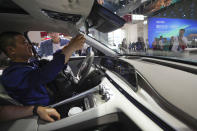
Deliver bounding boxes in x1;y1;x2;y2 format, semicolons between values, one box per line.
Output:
40;78;112;123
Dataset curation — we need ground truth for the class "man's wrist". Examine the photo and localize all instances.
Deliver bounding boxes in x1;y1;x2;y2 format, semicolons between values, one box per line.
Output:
33;105;39;116
67;43;76;52
62;44;76;56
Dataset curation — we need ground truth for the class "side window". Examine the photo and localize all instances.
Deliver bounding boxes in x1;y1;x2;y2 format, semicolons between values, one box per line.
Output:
92;47;105;56
28;31;104;58
77;44;104;56
0;52;10;71
28;31;71;58
28;31;43;57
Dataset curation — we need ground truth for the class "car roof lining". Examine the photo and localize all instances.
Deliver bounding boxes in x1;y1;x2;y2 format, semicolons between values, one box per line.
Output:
0;0;28;14
0;0;94;36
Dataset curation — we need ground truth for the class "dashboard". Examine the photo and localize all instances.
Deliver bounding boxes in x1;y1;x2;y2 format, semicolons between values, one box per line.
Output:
0;56;196;131
37;56;196;130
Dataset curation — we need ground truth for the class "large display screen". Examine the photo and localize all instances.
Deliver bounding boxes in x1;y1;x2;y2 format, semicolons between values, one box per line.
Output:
148;17;197;48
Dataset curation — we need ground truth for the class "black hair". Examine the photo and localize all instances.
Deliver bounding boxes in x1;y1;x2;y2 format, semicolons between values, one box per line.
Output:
0;32;22;55
180;29;185;32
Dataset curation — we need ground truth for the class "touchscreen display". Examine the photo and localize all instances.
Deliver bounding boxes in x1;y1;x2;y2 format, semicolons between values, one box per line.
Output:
101;57;138;91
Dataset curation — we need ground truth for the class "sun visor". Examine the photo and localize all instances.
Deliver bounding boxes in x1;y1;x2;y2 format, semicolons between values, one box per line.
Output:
87;2;126;33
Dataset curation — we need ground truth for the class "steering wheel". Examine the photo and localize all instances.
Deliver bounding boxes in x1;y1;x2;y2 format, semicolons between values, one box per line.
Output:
76;47;94;85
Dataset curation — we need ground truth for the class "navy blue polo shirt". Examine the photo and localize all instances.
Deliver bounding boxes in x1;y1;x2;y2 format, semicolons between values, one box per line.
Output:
1;50;65;106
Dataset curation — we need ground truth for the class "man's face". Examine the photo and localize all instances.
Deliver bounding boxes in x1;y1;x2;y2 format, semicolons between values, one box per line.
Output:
179;30;185;37
49;33;59;40
11;35;33;60
165;0;172;6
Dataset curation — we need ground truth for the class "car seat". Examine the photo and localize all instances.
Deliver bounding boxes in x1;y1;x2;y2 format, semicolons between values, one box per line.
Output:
0;77;21;105
0;52;21;105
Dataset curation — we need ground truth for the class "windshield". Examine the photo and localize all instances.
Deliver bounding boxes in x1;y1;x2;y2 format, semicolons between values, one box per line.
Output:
88;0;197;63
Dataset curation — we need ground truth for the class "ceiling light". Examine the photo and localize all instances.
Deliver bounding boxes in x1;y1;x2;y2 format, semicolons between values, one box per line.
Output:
132;14;145;20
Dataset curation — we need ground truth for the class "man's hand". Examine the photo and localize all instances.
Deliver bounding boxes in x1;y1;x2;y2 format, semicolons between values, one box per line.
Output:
62;34;86;63
97;0;104;5
69;34;86;51
37;106;60;122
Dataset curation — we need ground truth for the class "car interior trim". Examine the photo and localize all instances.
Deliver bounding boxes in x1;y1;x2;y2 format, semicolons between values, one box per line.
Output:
105;74;175;131
125;55;197;66
136;71;197;130
142;58;197;75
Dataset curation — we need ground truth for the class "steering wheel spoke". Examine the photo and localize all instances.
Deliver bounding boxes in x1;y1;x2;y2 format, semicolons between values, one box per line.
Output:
77;47;95;85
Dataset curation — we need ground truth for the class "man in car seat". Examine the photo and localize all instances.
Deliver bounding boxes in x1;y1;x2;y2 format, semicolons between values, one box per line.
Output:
0;105;60;122
0;32;85;106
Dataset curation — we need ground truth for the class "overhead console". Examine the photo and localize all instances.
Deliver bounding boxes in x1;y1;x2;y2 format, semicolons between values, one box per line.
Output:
41;9;82;23
86;2;126;33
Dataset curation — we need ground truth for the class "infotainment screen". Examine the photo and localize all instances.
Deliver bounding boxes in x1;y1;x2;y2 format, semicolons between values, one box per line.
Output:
100;57;138;91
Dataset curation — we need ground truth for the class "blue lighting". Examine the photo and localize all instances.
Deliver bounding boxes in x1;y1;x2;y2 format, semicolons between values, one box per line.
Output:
148;17;197;48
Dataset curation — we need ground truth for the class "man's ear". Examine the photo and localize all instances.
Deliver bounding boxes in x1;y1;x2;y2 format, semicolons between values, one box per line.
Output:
6;46;16;56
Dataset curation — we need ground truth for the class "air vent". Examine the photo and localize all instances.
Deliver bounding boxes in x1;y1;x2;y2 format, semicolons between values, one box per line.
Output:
42;9;82;23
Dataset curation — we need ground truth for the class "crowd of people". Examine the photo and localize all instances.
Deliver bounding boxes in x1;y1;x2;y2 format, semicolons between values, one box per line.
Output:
120;29;191;54
119;37;148;53
152;29;188;52
129;37;148;52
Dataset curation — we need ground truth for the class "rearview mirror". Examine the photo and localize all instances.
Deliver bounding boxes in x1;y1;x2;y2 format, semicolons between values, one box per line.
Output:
87;2;126;33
